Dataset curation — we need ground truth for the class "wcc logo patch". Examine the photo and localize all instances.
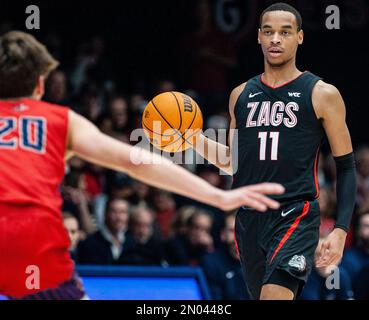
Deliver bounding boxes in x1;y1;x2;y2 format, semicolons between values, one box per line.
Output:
288;92;301;98
288;255;306;272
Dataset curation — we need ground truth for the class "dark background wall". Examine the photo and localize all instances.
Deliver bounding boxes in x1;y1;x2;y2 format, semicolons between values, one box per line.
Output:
1;0;368;146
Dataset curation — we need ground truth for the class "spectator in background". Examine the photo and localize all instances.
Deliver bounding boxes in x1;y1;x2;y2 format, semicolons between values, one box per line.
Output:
174;164;226;247
201;212;249;300
130;93;148;114
341;212;369;288
70;35;113;95
124;206;167;266
355;146;369;216
107;172;135;199
323;153;337;185
318;187;336;238
317;152;328;188
128;181;151;207
77;198;135;265
74;83;102;123
62;167;96;236
44;69;70;105
82;164;106;201
149;189;176;239
168;206;198;239
353;263;369;299
318;174;354;248
356;146;369;183
166;208;214;266
93;172;135;228
177;0;236;115
108;95;130;135
130;93;149;130
96;113;114;136
63;212;82;262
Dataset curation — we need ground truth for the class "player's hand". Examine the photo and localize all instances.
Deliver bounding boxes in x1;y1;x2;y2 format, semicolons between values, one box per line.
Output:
315;228;347;268
218;183;285;211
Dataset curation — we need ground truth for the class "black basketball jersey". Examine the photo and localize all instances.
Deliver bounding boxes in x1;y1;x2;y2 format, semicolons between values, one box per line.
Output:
231;71;325;202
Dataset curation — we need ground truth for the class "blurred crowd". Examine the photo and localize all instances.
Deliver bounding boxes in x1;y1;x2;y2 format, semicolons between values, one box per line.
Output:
2;0;368;301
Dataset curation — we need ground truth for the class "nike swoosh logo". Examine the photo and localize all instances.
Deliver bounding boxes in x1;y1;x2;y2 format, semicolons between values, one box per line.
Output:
281;207;296;217
248;92;262;98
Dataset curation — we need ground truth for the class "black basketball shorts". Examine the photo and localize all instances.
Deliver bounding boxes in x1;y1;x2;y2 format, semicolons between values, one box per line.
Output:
234;199;320;299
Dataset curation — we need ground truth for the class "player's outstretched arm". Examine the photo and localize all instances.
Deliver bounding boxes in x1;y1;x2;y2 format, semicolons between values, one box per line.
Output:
192;83;246;176
67;110;284;212
312;81;357;268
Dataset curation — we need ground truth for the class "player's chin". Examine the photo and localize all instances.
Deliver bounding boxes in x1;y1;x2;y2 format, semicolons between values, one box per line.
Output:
266;58;287;68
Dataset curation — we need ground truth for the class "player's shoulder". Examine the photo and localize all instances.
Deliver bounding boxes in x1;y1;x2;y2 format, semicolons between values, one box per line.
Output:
312;80;345;118
230;81;248;102
231;81;247;95
312;80;341;100
230;74;262;99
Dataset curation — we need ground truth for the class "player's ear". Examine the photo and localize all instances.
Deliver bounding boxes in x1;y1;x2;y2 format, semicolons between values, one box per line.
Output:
298;29;304;45
257;28;261;44
33;75;45;100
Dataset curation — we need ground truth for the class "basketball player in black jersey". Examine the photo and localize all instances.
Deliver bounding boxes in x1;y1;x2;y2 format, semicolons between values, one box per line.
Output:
192;3;357;300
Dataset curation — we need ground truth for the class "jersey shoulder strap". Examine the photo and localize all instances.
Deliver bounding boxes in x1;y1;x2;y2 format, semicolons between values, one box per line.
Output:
234;74;263;114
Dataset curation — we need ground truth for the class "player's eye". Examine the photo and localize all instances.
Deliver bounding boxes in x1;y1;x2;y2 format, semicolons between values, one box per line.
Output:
263;30;272;36
282;30;290;36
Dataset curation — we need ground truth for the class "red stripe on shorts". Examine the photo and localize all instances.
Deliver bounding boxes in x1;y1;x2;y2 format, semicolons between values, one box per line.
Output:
269;201;310;264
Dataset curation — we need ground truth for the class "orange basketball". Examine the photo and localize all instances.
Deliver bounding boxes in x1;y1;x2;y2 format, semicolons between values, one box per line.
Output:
142;91;203;153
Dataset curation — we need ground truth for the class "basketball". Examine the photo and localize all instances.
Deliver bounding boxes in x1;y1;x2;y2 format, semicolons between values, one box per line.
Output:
142;91;203;152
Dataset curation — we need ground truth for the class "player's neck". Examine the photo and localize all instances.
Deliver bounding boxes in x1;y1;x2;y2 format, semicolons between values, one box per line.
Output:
263;60;302;88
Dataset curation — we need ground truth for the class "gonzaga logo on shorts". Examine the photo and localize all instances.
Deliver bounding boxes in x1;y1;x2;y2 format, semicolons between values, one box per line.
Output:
288;255;306;272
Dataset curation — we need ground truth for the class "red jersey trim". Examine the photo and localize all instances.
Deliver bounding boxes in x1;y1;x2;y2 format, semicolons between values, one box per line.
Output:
234;228;240;258
260;71;307;89
314;146;321;199
269;201;310;264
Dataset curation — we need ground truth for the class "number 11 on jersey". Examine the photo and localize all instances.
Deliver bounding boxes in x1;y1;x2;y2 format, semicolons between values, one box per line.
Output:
258;132;279;161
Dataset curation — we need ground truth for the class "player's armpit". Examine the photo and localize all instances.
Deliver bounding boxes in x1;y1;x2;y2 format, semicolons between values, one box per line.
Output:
312;81;353;156
227;82;246;174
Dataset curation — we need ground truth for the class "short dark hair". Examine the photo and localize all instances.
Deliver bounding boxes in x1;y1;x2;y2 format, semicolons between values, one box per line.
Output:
260;2;302;31
62;212;77;221
186;208;213;229
105;197;130;215
0;31;59;99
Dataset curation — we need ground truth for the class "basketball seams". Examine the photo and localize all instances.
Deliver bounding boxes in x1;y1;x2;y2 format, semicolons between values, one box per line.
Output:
151;98;179;131
174;101;200;152
169;100;201;152
187;100;199;131
170;91;182;131
142;119;177;137
143;121;182;148
143;93;203;153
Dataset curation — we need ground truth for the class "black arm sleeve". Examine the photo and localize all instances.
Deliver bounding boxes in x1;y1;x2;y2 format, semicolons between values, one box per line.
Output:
334;152;357;232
